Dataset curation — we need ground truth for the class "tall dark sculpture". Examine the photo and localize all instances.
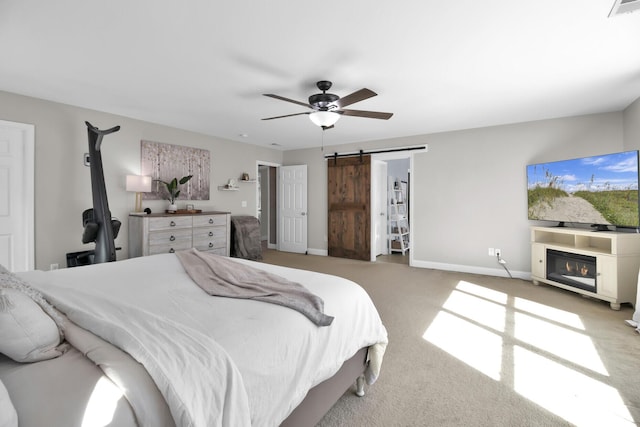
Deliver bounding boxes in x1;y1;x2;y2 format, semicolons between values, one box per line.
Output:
82;121;121;263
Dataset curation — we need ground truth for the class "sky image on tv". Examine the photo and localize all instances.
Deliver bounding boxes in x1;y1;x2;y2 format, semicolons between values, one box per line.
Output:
527;150;640;227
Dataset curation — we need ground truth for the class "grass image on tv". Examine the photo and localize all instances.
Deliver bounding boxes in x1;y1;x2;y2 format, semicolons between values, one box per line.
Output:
527;150;640;228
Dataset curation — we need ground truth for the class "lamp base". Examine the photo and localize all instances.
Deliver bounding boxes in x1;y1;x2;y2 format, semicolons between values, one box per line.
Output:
134;192;143;212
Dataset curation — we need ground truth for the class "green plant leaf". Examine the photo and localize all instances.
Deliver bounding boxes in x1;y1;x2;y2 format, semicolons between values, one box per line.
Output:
179;175;193;185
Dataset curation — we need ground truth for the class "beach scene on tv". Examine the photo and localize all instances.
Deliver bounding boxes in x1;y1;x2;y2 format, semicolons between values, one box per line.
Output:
527;151;640;228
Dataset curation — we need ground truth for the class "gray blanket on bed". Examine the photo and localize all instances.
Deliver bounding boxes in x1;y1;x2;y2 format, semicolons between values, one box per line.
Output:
176;249;334;326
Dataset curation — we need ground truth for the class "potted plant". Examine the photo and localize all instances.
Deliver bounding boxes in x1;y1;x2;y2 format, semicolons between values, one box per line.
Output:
156;175;193;212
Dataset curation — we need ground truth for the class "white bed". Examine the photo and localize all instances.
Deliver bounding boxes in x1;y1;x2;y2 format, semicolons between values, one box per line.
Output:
0;253;387;427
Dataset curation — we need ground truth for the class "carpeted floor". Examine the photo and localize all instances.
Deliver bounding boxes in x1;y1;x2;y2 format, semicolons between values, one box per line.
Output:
260;250;640;427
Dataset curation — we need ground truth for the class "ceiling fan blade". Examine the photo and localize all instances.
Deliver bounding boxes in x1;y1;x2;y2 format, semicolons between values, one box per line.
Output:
335;88;377;108
263;94;313;109
261;112;311;120
338;109;393;120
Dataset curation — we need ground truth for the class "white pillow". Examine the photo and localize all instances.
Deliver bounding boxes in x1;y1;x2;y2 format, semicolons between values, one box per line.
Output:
0;379;18;427
0;288;63;363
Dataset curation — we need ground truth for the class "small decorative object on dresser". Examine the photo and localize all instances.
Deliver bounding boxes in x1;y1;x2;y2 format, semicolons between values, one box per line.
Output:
154;175;193;212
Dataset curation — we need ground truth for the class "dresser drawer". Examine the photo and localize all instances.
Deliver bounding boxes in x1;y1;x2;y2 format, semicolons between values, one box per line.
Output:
148;241;193;255
201;247;227;256
193;226;226;240
149;228;192;245
149;216;192;231
193;215;226;228
193;240;226;251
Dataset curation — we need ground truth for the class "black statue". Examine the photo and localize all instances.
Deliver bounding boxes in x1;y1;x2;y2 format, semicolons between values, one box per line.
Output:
82;121;121;263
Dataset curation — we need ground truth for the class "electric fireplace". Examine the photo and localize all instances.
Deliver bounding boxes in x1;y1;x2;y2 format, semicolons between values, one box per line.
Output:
546;249;597;293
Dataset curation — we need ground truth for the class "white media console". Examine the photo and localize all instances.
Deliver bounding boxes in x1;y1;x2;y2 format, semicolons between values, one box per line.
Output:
530;226;640;310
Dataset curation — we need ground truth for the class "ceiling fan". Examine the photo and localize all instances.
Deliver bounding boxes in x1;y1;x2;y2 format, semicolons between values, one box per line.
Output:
262;80;393;130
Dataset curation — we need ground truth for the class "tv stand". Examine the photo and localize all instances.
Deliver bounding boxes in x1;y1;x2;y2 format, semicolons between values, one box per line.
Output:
530;226;640;310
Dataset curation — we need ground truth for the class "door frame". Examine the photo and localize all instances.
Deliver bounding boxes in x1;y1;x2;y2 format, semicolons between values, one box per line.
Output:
371;151;418;266
0;120;35;271
256;160;280;249
370;159;388;261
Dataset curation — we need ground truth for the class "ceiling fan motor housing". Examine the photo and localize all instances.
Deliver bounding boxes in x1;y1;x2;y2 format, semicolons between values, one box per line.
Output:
309;80;339;110
309;92;339;110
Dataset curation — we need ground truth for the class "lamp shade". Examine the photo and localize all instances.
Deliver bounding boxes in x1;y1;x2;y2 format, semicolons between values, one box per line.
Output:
126;175;152;193
309;111;340;127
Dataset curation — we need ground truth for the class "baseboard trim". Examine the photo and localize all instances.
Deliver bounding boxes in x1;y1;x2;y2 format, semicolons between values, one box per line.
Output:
411;259;531;280
307;248;328;256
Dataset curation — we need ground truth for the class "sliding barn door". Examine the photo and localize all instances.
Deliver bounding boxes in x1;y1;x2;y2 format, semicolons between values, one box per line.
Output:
328;155;371;260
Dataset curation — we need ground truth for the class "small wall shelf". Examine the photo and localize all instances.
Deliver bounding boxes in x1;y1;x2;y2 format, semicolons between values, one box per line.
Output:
217;186;239;191
240;179;256;183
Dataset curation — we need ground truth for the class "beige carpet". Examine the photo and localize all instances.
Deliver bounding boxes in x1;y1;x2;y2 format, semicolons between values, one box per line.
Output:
260;250;640;427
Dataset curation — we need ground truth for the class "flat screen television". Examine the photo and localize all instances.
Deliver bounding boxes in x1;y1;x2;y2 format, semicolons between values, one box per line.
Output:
527;150;640;229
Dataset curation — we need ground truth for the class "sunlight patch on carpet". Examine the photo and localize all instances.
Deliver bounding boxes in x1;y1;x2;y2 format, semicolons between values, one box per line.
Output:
422;310;503;380
514;346;634;426
455;280;508;304
421;280;631;426
514;297;584;330
514;311;608;376
442;290;507;332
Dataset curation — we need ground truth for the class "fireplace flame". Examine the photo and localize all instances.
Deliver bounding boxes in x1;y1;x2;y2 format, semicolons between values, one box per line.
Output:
565;261;573;273
580;264;589;277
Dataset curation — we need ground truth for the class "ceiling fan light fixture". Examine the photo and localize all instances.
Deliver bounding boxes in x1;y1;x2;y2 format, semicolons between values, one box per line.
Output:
309;111;340;127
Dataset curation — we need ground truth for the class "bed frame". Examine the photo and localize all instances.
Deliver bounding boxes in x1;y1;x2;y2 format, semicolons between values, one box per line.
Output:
1;346;369;427
281;347;368;427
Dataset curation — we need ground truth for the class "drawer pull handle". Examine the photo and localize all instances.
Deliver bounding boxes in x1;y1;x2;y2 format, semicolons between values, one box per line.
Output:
209;218;214;224
170;235;176;241
209;243;213;248
170;221;176;227
208;231;213;236
169;248;175;253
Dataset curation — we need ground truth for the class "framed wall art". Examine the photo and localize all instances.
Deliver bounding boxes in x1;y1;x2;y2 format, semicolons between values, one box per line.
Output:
141;140;210;200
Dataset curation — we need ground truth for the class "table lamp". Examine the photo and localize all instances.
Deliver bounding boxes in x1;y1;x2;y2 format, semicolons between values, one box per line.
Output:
126;175;152;212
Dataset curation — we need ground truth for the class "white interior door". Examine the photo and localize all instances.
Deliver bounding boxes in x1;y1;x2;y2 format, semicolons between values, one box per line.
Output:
0;120;34;272
278;165;307;254
371;160;388;260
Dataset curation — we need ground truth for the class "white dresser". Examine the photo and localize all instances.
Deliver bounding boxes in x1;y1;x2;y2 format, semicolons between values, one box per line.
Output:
128;211;231;258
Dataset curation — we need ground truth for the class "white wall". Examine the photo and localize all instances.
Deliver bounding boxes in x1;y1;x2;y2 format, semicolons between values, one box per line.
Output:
624;97;640;150
3;86;636;277
0;90;282;270
284;112;625;277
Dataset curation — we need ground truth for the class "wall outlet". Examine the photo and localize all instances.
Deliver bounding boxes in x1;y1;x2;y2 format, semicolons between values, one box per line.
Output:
488;248;494;256
50;263;59;271
495;249;502;258
241;200;247;208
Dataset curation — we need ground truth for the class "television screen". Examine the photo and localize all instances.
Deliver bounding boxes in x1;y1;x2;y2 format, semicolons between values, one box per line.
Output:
527;150;640;228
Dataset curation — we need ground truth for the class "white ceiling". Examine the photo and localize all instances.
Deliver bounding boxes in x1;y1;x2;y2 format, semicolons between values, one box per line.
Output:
1;1;640;150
